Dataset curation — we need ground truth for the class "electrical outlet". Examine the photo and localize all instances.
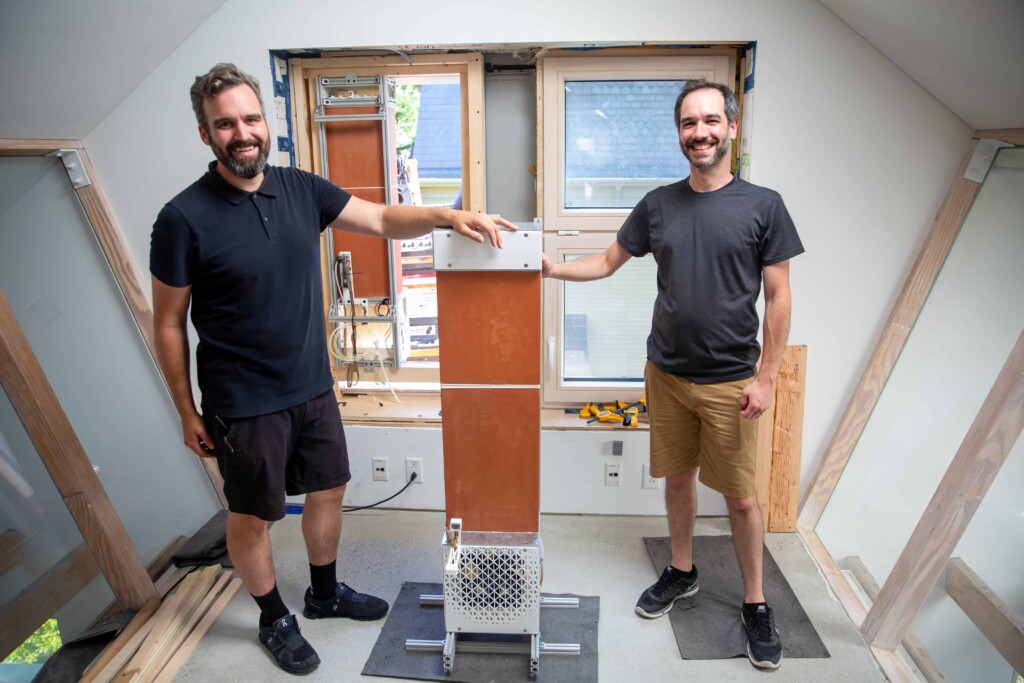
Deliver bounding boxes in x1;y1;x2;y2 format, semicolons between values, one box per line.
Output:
605;462;622;487
642;464;663;489
406;458;423;483
371;457;388;482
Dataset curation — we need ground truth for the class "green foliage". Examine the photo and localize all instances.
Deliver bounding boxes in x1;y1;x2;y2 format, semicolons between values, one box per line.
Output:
395;84;421;154
3;619;62;664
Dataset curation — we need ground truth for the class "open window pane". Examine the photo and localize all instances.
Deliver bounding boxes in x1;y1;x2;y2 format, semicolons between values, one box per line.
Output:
561;253;657;384
563;80;687;210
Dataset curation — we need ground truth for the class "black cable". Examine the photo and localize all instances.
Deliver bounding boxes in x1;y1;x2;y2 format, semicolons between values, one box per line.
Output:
342;471;418;512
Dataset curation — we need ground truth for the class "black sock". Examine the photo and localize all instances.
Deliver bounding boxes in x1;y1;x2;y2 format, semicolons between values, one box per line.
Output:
253;584;289;626
743;601;767;613
670;564;697;580
310;560;337;600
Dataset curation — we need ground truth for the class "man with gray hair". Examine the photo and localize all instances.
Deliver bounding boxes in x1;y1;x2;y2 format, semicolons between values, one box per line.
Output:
542;79;803;670
151;62;514;675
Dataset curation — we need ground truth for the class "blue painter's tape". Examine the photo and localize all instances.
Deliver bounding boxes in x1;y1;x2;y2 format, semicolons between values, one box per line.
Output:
277;136;292;153
285;504;305;515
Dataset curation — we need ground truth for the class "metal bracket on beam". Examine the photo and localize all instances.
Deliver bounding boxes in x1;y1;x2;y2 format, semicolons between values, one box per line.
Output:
51;149;92;189
964;138;1013;183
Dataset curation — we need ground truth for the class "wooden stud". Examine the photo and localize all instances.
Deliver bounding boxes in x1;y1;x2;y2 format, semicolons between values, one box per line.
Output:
798;139;983;531
0;291;158;610
0;528;23;577
847;556;951;683
768;345;806;531
799;528;867;627
946;557;1024;674
0;139;82;155
0;542;100;660
861;330;1024;650
975;129;1024;145
80;597;161;683
151;576;242;683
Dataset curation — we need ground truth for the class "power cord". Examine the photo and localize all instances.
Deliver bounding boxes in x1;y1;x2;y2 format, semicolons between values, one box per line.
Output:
342;471;418;512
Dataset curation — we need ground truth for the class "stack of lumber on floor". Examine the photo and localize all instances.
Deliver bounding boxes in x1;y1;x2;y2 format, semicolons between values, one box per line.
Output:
80;564;242;683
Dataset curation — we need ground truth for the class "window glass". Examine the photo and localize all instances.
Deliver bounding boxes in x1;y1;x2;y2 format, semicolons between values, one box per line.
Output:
562;253;658;383
563;80;688;210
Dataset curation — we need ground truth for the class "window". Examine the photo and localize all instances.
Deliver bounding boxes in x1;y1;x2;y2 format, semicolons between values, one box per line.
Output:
543;232;658;403
540;52;736;403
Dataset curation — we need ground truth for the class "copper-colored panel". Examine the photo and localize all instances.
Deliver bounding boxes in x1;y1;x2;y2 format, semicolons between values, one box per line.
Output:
441;388;540;532
332;229;391;299
324;106;385;189
436;271;541;386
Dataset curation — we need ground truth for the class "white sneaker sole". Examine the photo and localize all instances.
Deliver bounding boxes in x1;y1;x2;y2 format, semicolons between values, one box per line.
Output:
746;643;782;669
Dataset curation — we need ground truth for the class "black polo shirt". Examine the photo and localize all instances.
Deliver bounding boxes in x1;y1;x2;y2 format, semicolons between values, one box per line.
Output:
150;163;351;417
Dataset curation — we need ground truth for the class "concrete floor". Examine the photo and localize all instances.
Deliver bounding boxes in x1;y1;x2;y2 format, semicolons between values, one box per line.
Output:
174;510;884;682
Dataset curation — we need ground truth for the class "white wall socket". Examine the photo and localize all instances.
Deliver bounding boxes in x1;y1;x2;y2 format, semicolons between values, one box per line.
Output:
642;464;663;489
406;457;423;483
605;462;622;487
371;457;388;482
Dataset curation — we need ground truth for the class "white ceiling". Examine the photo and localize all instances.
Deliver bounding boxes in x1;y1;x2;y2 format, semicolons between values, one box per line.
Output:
0;0;1021;140
819;0;1024;130
0;0;228;140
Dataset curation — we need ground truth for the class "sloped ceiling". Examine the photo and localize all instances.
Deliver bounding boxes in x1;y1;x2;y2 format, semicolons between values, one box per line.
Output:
0;0;1021;139
0;0;228;140
819;0;1024;130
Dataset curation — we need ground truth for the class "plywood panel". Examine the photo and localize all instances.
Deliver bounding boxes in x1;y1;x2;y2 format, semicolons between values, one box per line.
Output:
441;388;540;532
324;106;386;187
768;345;806;531
436;271;541;386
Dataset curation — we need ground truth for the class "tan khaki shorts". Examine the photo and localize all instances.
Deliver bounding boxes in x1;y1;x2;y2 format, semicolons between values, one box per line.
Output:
645;360;759;498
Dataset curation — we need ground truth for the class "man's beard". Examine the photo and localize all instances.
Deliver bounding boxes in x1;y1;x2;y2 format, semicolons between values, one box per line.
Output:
212;136;269;179
681;135;731;170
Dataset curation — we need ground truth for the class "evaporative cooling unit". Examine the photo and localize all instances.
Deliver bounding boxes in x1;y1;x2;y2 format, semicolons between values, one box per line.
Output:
404;225;580;677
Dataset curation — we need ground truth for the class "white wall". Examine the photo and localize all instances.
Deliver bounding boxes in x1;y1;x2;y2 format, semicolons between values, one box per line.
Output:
81;0;971;512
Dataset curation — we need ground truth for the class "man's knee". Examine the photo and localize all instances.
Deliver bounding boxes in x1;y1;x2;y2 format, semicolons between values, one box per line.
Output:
724;494;759;514
307;484;346;505
665;468;698;489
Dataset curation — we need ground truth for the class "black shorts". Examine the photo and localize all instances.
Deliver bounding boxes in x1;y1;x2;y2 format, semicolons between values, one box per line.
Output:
204;389;351;521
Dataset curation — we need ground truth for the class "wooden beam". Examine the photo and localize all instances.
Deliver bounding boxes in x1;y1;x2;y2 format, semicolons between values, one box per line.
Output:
799;529;867;626
798;138;983;530
0;139;82;155
0;290;158;610
861;330;1024;650
768;345;806;531
0;528;24;577
0;542;100;660
946;557;1024;674
847;556;951;683
975;129;1024;146
79;597;161;683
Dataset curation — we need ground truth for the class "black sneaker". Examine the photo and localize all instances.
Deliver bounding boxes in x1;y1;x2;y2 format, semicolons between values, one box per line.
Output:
741;603;783;669
302;582;389;621
258;614;320;675
635;565;699;618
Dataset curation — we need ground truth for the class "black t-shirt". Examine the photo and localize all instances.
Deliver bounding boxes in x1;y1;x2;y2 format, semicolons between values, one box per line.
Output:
150;163;351;417
617;175;804;382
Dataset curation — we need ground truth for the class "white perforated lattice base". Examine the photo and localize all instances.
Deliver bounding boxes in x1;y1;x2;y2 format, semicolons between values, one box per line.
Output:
443;539;541;634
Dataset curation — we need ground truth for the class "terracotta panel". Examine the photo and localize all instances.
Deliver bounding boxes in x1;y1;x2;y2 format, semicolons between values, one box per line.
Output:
441;388;540;532
324;106;385;188
436;271;541;386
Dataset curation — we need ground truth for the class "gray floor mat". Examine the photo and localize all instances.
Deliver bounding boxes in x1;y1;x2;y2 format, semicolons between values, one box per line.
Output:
644;536;830;660
362;581;598;682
